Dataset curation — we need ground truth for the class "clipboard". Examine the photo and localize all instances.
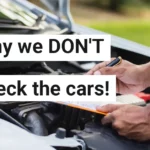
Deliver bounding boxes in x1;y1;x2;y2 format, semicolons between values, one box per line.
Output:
56;101;107;115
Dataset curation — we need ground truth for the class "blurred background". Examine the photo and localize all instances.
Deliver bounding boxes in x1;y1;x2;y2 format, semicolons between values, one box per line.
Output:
29;0;150;46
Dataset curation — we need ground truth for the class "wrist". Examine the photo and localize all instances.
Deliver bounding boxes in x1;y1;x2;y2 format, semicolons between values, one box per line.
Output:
140;62;150;89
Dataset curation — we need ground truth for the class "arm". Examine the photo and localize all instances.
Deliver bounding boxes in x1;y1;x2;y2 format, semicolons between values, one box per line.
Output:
141;62;150;89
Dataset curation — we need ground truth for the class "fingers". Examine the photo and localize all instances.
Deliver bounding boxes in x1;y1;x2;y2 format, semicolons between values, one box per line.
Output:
96;104;124;113
99;67;126;78
99;106;129;138
112;121;124;132
86;58;126;79
101;113;114;124
101;110;121;125
86;58;116;75
86;61;108;75
97;104;125;126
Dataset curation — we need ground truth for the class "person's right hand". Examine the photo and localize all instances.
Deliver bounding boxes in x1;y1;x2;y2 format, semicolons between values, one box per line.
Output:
86;58;149;94
96;104;150;141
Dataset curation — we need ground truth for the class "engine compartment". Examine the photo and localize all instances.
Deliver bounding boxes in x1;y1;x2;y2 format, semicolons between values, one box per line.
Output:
0;1;150;149
0;54;149;150
0;33;150;150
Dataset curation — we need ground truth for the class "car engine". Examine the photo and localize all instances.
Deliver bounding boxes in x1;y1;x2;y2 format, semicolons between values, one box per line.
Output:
0;0;150;150
0;58;148;150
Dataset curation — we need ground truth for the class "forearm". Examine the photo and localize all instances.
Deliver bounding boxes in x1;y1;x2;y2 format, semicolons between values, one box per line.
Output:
145;104;150;121
141;62;150;88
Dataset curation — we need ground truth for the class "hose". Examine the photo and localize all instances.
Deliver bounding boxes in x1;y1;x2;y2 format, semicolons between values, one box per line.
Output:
24;111;48;136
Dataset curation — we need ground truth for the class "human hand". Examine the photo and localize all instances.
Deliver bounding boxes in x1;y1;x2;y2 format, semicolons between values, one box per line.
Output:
97;104;150;141
86;58;149;94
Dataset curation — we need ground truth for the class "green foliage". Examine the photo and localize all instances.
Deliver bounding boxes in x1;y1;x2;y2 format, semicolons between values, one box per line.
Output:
89;21;150;46
78;0;150;12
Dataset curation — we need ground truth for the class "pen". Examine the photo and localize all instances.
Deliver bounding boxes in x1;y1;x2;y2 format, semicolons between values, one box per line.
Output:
106;56;122;67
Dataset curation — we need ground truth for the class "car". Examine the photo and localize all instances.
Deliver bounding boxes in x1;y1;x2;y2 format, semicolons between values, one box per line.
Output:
0;0;150;150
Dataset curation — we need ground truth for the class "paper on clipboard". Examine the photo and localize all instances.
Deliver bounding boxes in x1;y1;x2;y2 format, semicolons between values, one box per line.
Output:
56;101;109;115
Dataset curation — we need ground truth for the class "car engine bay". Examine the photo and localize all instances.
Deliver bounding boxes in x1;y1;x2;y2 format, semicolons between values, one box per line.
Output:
1;0;150;150
0;53;150;150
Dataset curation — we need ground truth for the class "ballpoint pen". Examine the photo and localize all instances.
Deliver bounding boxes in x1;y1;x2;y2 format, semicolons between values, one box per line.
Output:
106;56;122;67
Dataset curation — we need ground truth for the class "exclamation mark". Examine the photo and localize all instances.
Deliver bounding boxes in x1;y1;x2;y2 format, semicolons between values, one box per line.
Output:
106;81;109;96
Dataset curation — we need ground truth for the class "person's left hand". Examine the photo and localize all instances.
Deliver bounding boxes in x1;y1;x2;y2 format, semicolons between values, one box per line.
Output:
96;104;150;141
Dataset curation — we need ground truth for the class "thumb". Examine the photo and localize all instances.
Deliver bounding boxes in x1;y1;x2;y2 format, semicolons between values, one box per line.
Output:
96;104;124;113
96;67;126;78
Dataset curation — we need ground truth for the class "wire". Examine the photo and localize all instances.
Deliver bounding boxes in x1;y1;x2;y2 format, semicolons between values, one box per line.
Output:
67;61;86;72
41;62;68;75
41;62;57;74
